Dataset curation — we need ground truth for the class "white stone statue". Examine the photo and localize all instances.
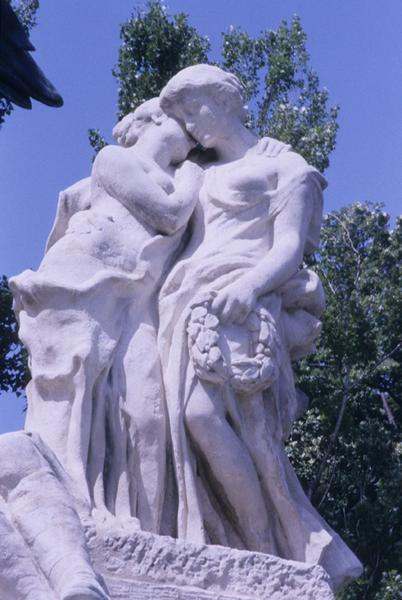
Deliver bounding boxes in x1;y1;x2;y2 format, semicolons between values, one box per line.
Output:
10;97;202;535
156;65;361;588
3;64;362;599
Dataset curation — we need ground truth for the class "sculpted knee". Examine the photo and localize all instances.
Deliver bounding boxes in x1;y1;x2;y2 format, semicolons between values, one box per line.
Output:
184;400;212;440
0;432;32;461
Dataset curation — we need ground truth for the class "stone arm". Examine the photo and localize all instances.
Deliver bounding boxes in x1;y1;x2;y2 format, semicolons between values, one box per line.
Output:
92;146;201;235
240;176;314;297
212;155;318;323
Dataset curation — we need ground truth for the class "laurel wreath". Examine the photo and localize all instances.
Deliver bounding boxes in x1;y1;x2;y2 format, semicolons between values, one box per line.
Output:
187;294;281;394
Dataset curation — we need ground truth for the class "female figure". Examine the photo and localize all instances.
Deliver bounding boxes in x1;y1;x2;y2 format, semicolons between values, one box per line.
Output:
10;98;201;534
157;65;361;588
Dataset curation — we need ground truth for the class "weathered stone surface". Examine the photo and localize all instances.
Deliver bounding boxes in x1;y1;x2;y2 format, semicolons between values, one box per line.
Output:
90;529;335;600
1;64;362;599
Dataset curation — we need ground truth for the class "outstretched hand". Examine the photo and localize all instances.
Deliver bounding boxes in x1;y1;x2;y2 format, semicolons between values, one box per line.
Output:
263;136;291;158
211;281;257;324
112;112;136;147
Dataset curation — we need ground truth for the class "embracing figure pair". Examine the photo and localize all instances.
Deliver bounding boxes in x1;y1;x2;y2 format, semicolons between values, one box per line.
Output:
4;65;361;599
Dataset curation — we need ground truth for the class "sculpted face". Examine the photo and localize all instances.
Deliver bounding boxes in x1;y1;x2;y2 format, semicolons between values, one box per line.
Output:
159;64;247;151
113;98;195;161
172;91;231;148
158;113;196;162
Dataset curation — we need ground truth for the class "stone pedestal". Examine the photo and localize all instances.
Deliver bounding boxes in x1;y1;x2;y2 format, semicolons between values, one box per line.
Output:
90;530;335;599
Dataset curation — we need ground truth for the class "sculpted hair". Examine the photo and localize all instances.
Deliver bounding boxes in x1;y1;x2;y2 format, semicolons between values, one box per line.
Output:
112;97;166;144
134;97;166;122
160;64;247;120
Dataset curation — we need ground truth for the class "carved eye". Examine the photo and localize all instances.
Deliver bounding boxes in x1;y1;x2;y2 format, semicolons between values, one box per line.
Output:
185;99;200;116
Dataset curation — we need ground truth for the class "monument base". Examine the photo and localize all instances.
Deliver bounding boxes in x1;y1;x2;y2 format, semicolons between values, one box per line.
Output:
89;529;335;599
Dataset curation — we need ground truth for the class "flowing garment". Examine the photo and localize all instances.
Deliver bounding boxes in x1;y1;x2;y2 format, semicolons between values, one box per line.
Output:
10;190;184;532
158;141;362;588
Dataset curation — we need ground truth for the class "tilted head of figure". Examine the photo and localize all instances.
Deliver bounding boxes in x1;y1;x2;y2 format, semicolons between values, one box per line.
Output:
159;64;247;149
113;98;166;147
113;97;195;163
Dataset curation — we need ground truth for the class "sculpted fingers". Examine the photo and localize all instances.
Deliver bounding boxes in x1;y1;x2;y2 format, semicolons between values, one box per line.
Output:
229;298;253;324
112;113;136;147
221;297;238;322
211;290;237;321
125;126;140;147
263;136;291;157
211;290;228;317
211;286;254;323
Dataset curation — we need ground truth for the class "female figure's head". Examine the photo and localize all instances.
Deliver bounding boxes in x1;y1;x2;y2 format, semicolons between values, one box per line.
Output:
113;97;195;164
113;98;165;147
160;65;248;151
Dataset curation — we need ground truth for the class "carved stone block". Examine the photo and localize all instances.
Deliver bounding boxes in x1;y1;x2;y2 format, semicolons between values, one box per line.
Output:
90;530;335;600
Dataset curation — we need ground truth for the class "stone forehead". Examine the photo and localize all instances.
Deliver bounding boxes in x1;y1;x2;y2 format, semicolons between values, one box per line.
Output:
160;64;244;102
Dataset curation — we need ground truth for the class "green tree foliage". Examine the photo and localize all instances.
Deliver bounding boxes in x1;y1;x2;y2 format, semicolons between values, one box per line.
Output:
87;127;108;159
374;571;402;600
12;0;39;31
88;0;210;152
0;0;40;127
113;0;210;120
0;276;29;396
221;18;338;172
90;1;337;173
287;205;402;599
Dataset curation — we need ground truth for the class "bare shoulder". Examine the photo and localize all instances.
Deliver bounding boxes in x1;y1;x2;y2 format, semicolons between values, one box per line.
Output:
93;144;144;181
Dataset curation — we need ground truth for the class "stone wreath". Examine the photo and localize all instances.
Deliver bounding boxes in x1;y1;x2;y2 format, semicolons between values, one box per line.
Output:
187;293;282;394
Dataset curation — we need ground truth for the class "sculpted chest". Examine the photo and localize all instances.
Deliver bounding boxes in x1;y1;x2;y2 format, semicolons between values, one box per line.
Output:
200;155;280;216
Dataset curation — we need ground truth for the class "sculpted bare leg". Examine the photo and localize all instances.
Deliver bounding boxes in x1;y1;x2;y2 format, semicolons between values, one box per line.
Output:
0;432;109;600
122;308;167;534
184;380;272;552
0;504;55;599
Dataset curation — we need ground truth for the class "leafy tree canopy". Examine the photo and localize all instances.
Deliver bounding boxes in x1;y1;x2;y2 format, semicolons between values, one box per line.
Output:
91;0;338;172
288;205;402;599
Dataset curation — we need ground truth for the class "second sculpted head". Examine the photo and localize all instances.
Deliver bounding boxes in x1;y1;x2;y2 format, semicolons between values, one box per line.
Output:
113;97;195;162
160;64;247;148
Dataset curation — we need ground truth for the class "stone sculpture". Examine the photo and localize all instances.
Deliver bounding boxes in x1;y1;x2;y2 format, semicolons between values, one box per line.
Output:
2;64;362;599
10;97;202;534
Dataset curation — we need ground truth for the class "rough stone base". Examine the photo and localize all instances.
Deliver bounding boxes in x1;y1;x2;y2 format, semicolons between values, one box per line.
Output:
89;529;334;599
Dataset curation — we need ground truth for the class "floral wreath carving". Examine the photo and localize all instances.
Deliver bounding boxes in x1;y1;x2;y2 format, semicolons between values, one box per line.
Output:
187;292;281;394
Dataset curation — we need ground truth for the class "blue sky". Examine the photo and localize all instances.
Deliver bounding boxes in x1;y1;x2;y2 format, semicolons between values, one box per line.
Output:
1;0;401;432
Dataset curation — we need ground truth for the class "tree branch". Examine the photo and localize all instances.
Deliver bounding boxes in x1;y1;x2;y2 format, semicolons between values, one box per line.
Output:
332;213;362;287
307;372;350;499
381;392;397;428
307;340;402;500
